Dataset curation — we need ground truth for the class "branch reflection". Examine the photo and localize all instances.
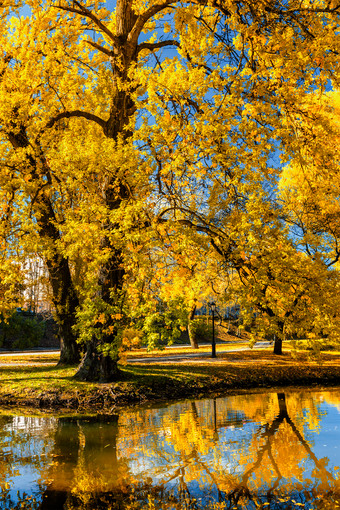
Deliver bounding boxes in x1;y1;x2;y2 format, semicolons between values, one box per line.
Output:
0;390;340;509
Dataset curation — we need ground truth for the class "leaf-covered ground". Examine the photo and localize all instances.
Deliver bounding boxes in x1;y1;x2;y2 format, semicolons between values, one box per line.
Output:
0;347;340;413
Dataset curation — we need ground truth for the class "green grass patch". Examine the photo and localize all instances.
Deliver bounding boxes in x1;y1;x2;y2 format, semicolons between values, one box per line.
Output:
0;364;93;395
0;347;340;411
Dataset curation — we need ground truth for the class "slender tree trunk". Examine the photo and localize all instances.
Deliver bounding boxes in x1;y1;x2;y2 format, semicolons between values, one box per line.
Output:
188;303;199;349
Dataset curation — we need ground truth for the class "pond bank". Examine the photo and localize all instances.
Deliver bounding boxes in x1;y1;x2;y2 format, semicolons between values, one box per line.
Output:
0;350;340;413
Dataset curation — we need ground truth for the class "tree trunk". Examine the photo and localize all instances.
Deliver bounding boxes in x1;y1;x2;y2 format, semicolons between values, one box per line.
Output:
75;339;121;382
46;255;80;365
273;321;284;355
75;195;127;381
72;0;137;381
188;304;199;349
273;336;283;355
7;126;81;365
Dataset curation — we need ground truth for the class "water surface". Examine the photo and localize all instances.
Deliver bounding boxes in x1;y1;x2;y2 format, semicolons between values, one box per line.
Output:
1;388;340;509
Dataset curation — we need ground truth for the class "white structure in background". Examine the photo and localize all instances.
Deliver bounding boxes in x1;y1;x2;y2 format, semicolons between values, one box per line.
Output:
22;257;52;313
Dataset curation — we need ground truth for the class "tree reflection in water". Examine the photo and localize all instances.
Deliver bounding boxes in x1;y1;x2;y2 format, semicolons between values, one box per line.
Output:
227;393;337;509
1;391;340;509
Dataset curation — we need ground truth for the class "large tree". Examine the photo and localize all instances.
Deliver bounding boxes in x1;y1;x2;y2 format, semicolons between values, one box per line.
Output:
1;0;340;379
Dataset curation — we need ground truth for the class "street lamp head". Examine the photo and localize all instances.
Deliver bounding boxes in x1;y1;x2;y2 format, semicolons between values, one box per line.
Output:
209;301;216;312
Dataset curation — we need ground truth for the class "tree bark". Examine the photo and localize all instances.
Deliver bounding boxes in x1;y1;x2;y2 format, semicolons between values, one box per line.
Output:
7;125;81;364
75;338;121;382
273;336;282;355
188;304;199;349
273;322;284;355
46;255;80;365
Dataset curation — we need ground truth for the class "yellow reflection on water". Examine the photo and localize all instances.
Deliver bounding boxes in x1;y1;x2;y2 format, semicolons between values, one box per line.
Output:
1;389;340;509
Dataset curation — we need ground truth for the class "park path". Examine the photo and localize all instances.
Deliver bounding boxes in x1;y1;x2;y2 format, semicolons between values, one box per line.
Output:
126;341;271;364
0;342;272;366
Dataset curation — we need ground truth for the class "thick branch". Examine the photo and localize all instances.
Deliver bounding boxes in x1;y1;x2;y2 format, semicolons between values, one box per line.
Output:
129;0;177;47
137;39;180;54
175;218;216;235
204;0;231;17
158;206;228;239
130;0;230;47
156;213;212;235
46;110;107;131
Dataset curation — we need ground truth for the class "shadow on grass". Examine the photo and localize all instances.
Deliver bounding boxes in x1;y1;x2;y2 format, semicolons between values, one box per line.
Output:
0;364;79;385
119;363;233;384
0;363;76;372
2;350;340;389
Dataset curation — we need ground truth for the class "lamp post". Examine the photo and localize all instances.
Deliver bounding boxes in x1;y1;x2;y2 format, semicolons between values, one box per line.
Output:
209;301;216;358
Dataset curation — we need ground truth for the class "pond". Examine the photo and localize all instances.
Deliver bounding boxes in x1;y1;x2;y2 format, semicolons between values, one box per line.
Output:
1;388;340;509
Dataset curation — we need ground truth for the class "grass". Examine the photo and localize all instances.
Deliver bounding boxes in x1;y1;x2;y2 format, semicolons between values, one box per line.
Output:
123;341;250;358
1;343;340;412
0;353;59;364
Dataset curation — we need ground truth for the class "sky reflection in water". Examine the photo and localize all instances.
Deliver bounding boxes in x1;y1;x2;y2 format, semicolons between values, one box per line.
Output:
1;389;340;509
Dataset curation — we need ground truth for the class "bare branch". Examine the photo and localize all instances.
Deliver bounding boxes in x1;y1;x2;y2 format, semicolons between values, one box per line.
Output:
56;1;120;47
86;40;113;57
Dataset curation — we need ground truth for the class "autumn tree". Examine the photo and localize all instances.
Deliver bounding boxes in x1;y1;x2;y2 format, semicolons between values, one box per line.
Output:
280;90;340;267
138;2;340;355
1;0;340;379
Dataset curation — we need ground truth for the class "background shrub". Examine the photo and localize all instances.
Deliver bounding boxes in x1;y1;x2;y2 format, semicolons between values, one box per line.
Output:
0;311;45;350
